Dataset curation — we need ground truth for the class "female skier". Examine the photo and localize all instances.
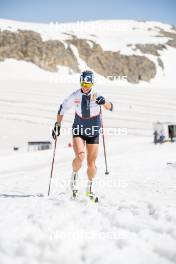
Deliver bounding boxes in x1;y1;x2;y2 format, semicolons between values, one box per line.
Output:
52;70;113;202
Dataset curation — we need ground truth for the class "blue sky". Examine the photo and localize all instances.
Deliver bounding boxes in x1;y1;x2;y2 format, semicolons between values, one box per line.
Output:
0;0;176;25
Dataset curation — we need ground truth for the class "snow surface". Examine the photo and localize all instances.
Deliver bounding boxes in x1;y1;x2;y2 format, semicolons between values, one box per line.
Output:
0;79;176;264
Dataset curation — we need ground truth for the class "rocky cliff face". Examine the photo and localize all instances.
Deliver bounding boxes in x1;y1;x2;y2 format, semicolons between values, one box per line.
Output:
0;30;79;72
67;37;156;83
0;25;176;83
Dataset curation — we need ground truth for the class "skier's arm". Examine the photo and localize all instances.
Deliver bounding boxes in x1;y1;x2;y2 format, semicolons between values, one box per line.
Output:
56;92;75;124
56;114;63;125
103;101;113;111
52;92;75;140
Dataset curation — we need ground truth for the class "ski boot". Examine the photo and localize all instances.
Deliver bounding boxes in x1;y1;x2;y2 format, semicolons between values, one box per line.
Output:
86;181;99;203
70;172;79;198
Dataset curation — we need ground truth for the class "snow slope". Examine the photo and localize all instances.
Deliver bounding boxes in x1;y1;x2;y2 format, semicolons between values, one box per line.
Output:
0;19;174;52
0;80;176;154
0;19;176;85
0;130;176;264
0;79;176;264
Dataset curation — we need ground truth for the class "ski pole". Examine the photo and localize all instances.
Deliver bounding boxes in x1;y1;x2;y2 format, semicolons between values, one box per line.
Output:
100;106;109;175
48;138;57;196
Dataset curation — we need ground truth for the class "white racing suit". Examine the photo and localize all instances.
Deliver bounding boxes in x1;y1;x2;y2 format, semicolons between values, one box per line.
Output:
58;88;113;138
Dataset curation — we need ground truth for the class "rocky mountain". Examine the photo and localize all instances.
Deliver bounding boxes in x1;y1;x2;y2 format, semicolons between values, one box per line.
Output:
0;19;176;83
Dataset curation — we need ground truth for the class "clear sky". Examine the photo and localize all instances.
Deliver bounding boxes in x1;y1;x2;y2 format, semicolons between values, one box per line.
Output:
0;0;176;25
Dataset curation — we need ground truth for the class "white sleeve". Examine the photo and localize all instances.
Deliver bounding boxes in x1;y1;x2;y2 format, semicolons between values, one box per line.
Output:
58;92;75;115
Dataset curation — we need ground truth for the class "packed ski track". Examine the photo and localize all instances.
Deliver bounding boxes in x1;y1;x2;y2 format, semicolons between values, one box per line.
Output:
0;81;176;264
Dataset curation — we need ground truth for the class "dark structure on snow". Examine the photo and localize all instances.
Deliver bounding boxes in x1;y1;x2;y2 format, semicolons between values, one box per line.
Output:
28;141;52;151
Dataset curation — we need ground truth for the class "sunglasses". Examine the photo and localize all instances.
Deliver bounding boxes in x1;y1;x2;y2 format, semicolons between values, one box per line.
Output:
81;82;93;88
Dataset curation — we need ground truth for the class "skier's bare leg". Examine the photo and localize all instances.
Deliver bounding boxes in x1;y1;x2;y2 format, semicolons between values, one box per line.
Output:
72;137;85;172
86;144;99;181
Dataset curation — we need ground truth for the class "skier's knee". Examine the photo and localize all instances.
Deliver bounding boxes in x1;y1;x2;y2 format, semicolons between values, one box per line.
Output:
87;160;96;169
78;151;85;162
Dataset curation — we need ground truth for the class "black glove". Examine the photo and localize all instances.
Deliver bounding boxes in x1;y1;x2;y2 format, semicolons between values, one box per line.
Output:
96;96;106;105
52;122;61;140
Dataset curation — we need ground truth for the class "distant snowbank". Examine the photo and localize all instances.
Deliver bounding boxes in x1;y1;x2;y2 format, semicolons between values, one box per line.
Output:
0;19;176;86
0;19;174;53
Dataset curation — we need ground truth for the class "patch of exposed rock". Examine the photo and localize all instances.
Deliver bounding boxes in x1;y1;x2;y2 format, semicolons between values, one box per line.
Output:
0;29;158;83
160;29;176;48
134;44;167;56
0;30;79;72
68;37;156;83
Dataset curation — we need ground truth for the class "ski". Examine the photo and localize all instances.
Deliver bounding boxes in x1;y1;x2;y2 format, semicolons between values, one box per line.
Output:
167;162;176;167
0;193;45;198
91;196;99;203
70;190;99;203
86;192;99;203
